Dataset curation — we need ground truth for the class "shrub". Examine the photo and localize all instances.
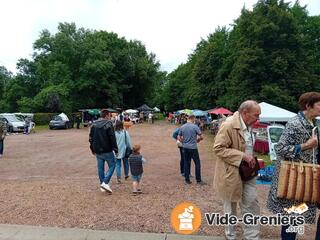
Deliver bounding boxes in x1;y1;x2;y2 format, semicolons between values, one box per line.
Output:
33;113;58;125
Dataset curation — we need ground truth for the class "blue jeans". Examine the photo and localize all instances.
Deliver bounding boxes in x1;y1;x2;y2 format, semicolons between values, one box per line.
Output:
316;216;320;240
96;152;116;184
116;158;129;179
184;148;201;182
131;174;142;182
0;139;3;155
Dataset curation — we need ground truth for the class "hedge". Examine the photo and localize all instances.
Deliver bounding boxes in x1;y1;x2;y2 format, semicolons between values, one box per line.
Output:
33;113;58;125
33;112;81;125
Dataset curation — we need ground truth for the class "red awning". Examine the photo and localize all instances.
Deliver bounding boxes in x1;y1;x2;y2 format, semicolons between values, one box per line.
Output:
208;107;233;115
252;121;268;129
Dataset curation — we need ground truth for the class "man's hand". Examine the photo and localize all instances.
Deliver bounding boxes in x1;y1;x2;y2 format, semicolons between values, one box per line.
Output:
197;135;203;143
243;154;256;168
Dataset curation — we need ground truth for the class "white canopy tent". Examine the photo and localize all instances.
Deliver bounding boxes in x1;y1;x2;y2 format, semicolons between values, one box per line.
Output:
259;102;296;122
58;112;69;121
153;107;160;112
125;109;138;114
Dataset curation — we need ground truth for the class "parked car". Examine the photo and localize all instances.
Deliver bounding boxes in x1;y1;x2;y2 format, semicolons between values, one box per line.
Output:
49;115;70;130
0;113;25;132
267;125;285;161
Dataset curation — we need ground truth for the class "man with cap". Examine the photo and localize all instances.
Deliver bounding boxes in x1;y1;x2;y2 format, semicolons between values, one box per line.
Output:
178;114;205;185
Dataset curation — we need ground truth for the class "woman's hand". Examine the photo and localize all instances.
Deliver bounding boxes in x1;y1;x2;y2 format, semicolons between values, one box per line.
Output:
301;136;318;150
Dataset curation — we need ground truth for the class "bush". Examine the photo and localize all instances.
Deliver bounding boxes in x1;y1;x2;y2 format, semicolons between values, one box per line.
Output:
154;112;165;120
33;113;58;125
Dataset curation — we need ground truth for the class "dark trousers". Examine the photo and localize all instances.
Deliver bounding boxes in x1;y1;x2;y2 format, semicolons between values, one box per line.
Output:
0;139;3;155
179;147;184;174
281;225;297;240
184;148;201;182
316;216;320;240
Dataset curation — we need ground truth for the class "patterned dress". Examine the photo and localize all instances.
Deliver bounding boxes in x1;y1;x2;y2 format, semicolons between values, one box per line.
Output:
267;112;319;224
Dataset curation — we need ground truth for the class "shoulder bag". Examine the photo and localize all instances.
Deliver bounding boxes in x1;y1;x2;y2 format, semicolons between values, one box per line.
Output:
124;130;132;158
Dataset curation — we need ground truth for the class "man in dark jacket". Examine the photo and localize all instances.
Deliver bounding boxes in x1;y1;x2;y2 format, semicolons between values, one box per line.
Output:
89;109;118;193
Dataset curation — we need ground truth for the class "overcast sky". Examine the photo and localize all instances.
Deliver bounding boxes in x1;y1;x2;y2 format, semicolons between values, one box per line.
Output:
0;0;319;74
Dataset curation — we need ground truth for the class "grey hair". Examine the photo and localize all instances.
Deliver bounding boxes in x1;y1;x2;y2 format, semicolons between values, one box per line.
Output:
238;100;259;112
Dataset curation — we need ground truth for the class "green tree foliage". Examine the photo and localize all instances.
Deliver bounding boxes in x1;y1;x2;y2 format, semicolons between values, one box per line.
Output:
2;22;163;112
160;0;320;112
0;66;12;112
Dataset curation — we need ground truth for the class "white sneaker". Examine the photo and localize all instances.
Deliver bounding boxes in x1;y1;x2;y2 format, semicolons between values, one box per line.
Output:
100;187;106;192
100;182;112;193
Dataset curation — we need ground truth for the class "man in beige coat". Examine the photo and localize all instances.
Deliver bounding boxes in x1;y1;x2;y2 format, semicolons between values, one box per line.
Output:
213;100;261;240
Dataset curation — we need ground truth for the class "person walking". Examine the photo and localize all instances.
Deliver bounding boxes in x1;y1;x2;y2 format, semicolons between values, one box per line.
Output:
172;127;185;177
0;119;7;157
76;114;81;129
267;92;320;240
114;120;132;183
89;109;118;193
178;114;205;185
213;100;261;240
128;145;147;194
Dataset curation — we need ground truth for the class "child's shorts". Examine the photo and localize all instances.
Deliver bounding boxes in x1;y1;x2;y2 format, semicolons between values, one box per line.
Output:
131;174;142;182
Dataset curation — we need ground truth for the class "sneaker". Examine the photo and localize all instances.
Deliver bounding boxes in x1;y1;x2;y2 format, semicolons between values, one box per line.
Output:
137;189;142;194
125;175;129;180
197;181;207;186
100;187;106;192
100;182;112;193
117;178;121;184
185;180;192;184
132;191;138;195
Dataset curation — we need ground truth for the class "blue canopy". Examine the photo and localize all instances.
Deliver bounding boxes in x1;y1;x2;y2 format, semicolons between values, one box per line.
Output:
192;109;207;117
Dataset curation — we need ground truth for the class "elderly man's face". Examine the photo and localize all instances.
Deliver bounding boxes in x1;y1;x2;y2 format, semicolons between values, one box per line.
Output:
243;105;261;126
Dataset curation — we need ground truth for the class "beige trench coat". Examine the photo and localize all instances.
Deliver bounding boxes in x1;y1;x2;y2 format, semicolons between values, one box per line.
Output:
213;111;246;202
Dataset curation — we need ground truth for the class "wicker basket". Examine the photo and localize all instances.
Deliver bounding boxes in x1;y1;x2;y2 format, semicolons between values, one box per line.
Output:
277;160;320;203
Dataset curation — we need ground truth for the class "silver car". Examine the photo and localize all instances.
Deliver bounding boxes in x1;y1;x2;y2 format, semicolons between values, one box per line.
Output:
0;114;25;132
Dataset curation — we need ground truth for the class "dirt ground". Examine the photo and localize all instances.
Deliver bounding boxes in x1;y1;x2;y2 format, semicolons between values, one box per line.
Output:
0;121;317;239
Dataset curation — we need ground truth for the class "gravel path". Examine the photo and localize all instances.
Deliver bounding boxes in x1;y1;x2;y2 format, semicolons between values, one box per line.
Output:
0;122;317;239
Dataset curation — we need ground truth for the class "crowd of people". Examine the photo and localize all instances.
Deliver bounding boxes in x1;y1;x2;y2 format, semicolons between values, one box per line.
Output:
87;92;320;239
170;92;320;239
2;91;319;239
212;93;320;240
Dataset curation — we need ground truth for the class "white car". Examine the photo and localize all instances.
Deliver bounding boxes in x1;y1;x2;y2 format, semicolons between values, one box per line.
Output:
267;125;284;161
0;113;25;132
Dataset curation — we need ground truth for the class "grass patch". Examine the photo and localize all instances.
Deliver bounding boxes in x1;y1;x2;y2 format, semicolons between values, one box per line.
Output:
35;124;49;132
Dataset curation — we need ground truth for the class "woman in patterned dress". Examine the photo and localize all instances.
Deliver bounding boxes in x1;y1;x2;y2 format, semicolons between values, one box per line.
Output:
267;92;320;240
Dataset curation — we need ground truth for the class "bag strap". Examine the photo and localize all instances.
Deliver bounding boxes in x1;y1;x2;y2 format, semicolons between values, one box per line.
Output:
124;130;128;147
297;114;317;165
312;127;318;166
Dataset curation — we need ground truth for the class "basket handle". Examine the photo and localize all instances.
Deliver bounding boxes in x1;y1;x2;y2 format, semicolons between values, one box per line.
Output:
312;126;317;165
